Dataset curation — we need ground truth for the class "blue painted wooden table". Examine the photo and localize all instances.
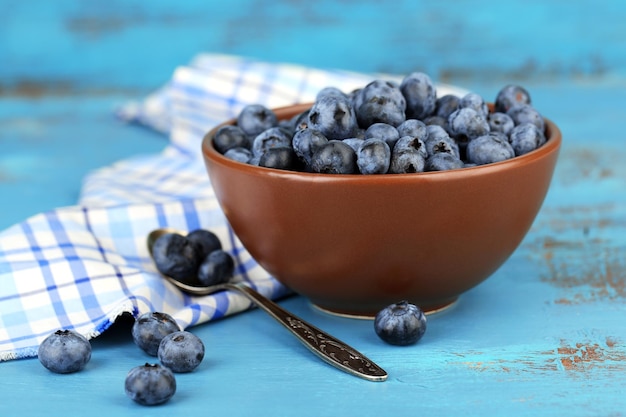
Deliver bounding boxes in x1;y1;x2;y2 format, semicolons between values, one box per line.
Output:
2;1;626;415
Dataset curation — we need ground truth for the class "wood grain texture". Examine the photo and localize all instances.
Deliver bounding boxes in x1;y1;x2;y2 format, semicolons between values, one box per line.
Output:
1;1;625;415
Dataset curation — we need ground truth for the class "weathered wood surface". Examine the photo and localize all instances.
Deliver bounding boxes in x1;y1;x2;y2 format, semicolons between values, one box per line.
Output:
1;1;625;416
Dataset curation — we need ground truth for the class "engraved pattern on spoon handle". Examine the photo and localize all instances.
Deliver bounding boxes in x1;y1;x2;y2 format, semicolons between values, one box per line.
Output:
229;283;388;382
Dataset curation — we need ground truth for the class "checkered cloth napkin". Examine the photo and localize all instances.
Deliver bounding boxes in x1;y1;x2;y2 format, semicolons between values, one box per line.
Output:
0;54;466;361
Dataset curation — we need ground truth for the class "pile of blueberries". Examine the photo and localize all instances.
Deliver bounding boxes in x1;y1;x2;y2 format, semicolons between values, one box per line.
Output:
151;229;235;288
212;74;547;174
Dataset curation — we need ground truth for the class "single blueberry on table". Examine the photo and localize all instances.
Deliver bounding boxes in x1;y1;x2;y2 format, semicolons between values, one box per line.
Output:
310;140;358;174
197;249;235;286
251;126;293;157
237;104;278;137
151;233;199;284
308;95;358;140
132;312;181;357
495;84;532;113
38;329;91;374
158;331;205;373
125;363;177;406
466;132;516;165
212;125;250;154
374;301;427;346
356;138;391;175
509;123;546;156
400;72;437;120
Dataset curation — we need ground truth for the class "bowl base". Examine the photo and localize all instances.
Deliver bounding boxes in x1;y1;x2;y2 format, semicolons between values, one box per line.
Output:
310;297;459;320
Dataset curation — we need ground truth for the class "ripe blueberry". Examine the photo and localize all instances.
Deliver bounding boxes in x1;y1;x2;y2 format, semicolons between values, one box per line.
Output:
151;233;199;284
38;329;91;374
132;312;181;357
158;331;205;373
125;363;176;406
237;104;278;137
197;249;235;286
400;72;437;120
374;301;427;346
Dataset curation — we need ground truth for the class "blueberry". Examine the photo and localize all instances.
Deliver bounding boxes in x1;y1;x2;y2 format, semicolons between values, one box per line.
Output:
223;147;253;164
506;104;545;132
459;92;489;118
374;301;427;346
495;84;531;113
393;135;428;159
447;107;490;146
186;229;222;261
316;86;348;100
212;125;250;154
38;329;91;374
310;140;358;174
356;80;406;128
396;119;428;142
389;148;426;174
487;112;515;136
364;122;400;150
158;331;205;373
197;249;235;286
259;146;301;171
509;123;546;156
422;115;448;129
356;138;391;175
425;152;464;171
125;363;176;406
434;94;460;119
251;127;293;157
237;104;278;137
425;136;461;160
151;233;199;283
132;312;181;356
308;95;358;140
342;137;365;152
466;133;515;165
287;109;311;133
292;128;329;166
400;72;437;120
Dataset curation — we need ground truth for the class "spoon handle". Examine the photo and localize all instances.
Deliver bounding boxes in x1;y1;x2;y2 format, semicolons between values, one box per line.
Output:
228;283;387;382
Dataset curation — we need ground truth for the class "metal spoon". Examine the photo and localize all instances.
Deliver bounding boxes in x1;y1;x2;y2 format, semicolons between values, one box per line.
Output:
147;228;387;382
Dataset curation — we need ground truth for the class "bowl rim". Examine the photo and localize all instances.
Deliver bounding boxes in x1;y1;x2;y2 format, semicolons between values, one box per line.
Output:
201;102;562;181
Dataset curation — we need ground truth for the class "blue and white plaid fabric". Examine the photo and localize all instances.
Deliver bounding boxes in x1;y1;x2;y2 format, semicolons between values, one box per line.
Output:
0;54;466;361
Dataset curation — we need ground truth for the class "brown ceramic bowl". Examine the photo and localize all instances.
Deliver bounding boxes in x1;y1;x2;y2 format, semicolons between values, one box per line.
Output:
201;103;561;317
